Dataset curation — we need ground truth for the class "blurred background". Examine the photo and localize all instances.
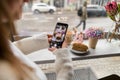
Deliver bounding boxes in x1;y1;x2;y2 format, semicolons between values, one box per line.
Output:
15;0;120;39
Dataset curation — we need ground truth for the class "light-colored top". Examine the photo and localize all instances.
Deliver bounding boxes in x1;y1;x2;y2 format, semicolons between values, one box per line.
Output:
0;61;18;80
10;41;47;80
0;61;39;80
0;41;71;80
81;6;87;21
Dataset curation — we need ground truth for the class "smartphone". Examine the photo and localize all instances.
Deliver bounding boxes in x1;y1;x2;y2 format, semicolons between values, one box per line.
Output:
49;22;68;48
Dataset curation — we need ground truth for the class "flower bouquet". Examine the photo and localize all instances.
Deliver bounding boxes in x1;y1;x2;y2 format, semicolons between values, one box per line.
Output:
105;1;120;42
85;27;104;49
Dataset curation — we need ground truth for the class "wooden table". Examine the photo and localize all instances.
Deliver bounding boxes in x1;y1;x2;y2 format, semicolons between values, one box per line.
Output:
27;39;120;64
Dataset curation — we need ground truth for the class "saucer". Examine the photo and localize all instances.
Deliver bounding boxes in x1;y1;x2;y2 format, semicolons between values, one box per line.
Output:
71;49;89;55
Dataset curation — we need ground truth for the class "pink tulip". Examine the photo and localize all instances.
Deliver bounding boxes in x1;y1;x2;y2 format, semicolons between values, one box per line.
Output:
105;1;118;16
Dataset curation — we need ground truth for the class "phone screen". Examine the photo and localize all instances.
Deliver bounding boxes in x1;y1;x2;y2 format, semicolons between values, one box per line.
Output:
49;22;68;48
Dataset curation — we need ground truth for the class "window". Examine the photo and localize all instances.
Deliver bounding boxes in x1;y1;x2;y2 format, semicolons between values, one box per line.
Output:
15;1;111;40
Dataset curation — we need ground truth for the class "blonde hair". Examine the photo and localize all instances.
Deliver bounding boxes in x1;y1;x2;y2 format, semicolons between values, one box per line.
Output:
0;0;34;79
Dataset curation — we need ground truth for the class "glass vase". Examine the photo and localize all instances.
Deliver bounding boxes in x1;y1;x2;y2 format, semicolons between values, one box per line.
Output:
107;21;120;42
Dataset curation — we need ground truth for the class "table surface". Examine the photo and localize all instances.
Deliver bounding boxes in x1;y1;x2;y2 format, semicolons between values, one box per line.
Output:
27;39;120;64
45;67;97;80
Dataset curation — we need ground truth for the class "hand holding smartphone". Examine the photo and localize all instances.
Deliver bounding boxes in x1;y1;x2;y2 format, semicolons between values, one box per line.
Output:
49;22;68;48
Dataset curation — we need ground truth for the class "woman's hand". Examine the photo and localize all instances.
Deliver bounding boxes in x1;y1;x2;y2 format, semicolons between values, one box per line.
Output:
48;47;57;52
48;32;69;52
48;39;68;52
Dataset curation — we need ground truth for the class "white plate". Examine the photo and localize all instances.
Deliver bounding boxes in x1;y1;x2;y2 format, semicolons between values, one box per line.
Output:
71;49;89;54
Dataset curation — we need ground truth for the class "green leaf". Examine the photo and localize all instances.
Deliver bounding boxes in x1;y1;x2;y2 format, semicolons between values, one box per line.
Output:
108;14;116;21
117;4;120;12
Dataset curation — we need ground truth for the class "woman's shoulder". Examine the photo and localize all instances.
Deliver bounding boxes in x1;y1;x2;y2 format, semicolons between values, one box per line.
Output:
0;61;18;80
0;61;14;72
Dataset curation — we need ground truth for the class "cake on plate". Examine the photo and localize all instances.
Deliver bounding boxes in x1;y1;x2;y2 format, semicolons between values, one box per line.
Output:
72;43;88;52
